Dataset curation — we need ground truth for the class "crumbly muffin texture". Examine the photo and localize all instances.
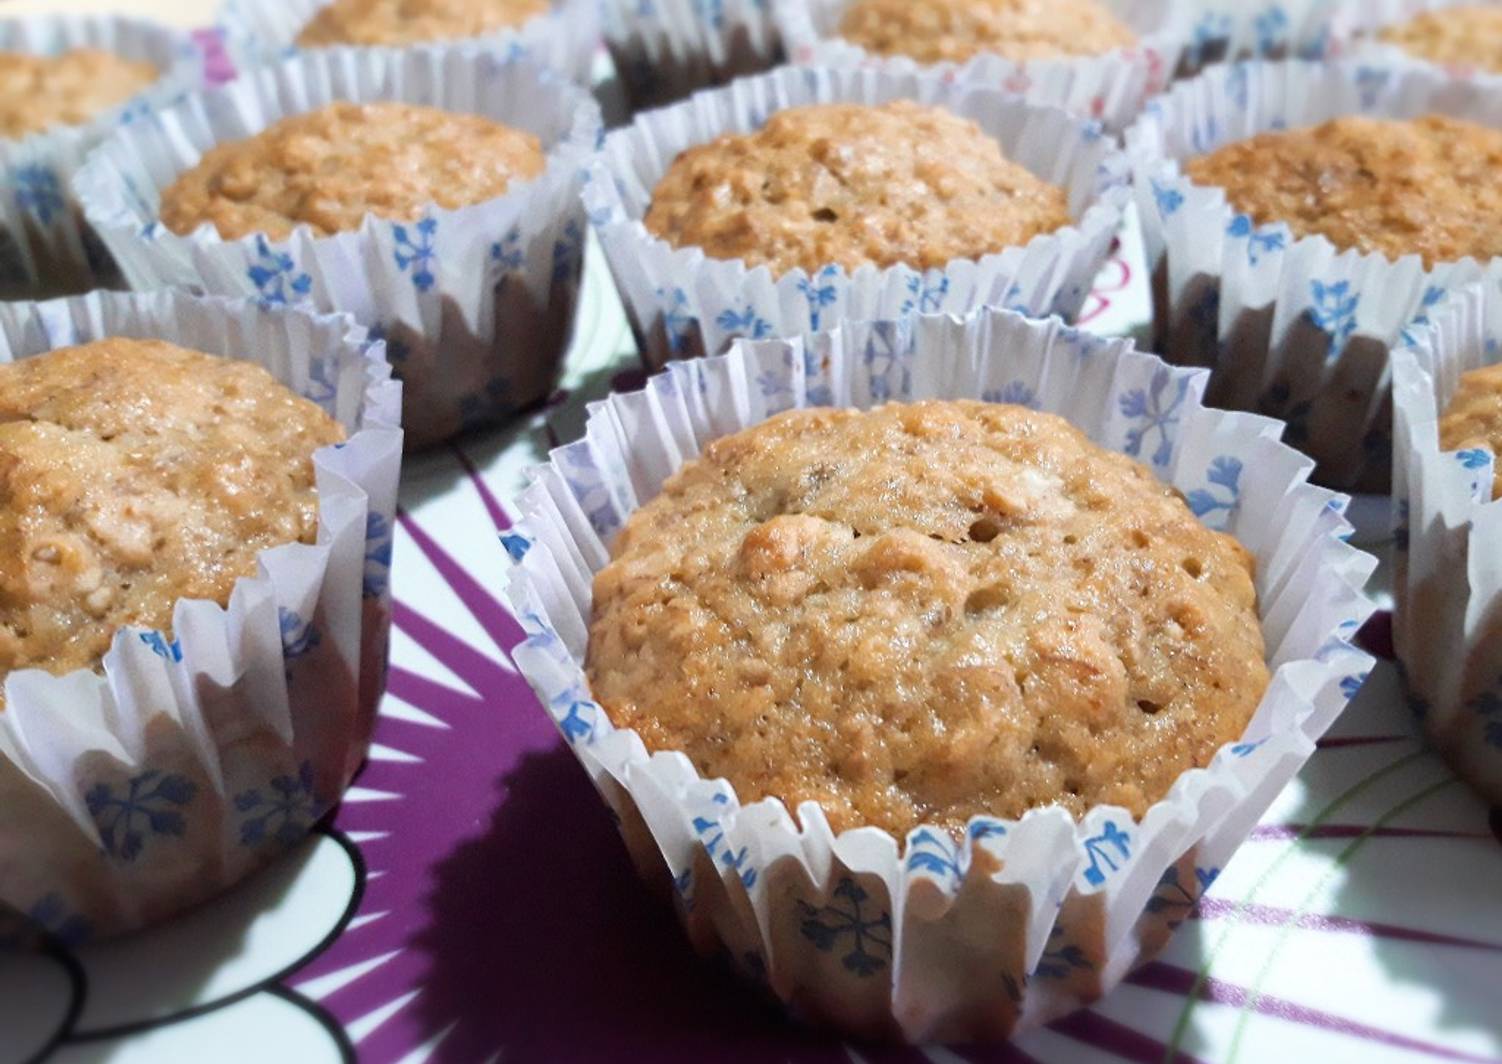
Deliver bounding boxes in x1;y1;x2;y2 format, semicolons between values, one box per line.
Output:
1185;114;1502;269
838;0;1136;64
643;101;1071;277
1379;5;1502;73
0;339;345;703
0;48;158;140
295;0;549;46
1440;362;1502;499
160;101;546;241
586;401;1269;837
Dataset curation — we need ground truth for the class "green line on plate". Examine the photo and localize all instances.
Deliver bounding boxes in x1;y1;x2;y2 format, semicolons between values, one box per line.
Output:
1161;747;1430;1062
1224;775;1458;1063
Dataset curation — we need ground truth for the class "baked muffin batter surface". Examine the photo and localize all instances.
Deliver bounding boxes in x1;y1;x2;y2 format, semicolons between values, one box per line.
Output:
0;48;158;139
837;0;1136;64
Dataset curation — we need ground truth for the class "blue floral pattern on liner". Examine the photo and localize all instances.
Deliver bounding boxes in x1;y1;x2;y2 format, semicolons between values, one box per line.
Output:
1081;820;1131;886
13;165;64;225
1186;456;1243;529
21;893;93;948
364;512;394;599
279;609;321;660
490;226;524;272
1186;11;1232;68
139;630;183;662
983;381;1038;409
656;286;696;355
797;878;892;977
715;304;773;341
1227;214;1285;266
501;531;532;561
1119;367;1189;469
551;683;600;744
86;770;196;862
247;235;312;307
863;323;914;403
799;265;840;332
393;217;438;292
1034;923;1092;979
552;219;585;285
902;274;950;318
692;814;757;889
235;761;319;847
1308;279;1360;362
1144;865;1220;931
1399;287;1448;348
1252;5;1288;55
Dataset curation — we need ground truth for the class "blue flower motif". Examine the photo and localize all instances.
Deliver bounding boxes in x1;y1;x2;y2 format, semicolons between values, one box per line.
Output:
692;815;757;889
23;893;93;947
1144;865;1219;930
1231;737;1269;757
799;265;840;332
552;219;584;286
561;448;619;537
490;225;524;272
656;286;696;354
1457;448;1491;470
235;761;319;847
1082;820;1131;886
1400;286;1448;347
363;512;394;599
1190;115;1223;155
715;303;773;340
1308;279;1360;361
139;630;183;662
672;867;694;912
86;770;196;862
551;685;599;744
501;531;532;561
1253;5;1288;55
983;381;1038;409
1186;456;1243;528
1187;11;1232;66
1034;923;1093;979
1227;214;1285;265
247;235;313;307
1355;66;1391;110
902;275;950;317
1340;673;1370;700
279;609;321;660
797;878;892;977
862;324;913;402
1119;367;1189;468
694;0;726;29
393;216;439;292
906;828;965;883
13;165;64;225
1225;63;1251;109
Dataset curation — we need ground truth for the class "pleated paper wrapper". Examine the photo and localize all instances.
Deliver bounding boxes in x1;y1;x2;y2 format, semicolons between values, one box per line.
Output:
74;46;601;449
217;0;600;85
0;13;200;298
1393;283;1502;807
601;0;786;111
586;65;1133;375
1175;0;1336;75
1127;58;1502;500
772;0;1185;133
501;306;1377;1043
0;289;403;946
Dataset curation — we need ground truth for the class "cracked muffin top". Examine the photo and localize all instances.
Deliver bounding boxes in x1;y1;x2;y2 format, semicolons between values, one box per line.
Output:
585;400;1268;837
1184;114;1502;269
159;101;546;241
837;0;1136;65
0;339;345;703
1378;5;1502;73
642;100;1070;277
1440;361;1502;499
295;0;549;46
0;48;158;140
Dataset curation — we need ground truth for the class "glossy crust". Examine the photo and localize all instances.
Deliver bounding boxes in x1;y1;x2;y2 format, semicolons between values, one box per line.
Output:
0;339;345;703
1185;114;1502;269
1378;5;1502;73
1439;362;1502;499
0;48;157;140
643;101;1070;277
295;0;549;46
837;0;1136;64
586;401;1268;837
159;101;546;241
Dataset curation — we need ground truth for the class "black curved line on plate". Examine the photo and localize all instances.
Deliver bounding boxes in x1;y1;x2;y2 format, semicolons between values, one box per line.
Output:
263;983;358;1064
64;826;369;1044
21;942;87;1064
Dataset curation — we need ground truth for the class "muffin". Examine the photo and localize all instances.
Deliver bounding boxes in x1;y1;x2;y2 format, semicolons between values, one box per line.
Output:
294;0;549;46
1377;4;1502;73
159;101;546;240
586;401;1268;837
643;101;1071;277
0;48;158;140
1184;114;1502;269
0;339;344;701
836;0;1137;64
1438;361;1502;497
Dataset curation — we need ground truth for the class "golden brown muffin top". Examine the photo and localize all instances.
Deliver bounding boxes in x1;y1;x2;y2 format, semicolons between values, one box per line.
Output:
159;101;546;241
838;0;1136;65
1440;362;1502;499
295;0;549;46
0;339;345;705
0;48;158;140
1378;5;1502;73
643;101;1071;277
1185;114;1502;269
586;401;1268;837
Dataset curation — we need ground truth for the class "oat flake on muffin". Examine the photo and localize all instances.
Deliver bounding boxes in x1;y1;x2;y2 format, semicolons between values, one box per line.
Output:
294;0;550;46
836;0;1137;65
1378;5;1502;73
1184;114;1502;269
0;48;157;140
0;338;345;702
586;400;1269;837
159;101;546;241
643;100;1071;277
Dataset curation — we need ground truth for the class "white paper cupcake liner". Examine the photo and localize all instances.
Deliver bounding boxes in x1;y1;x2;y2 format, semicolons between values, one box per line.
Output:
586;65;1133;375
1177;0;1337;75
0;14;200;298
1127;58;1502;499
74;46;602;450
601;0;785;111
217;0;600;85
0;288;402;945
772;0;1185;133
501;305;1377;1043
1393;283;1502;807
